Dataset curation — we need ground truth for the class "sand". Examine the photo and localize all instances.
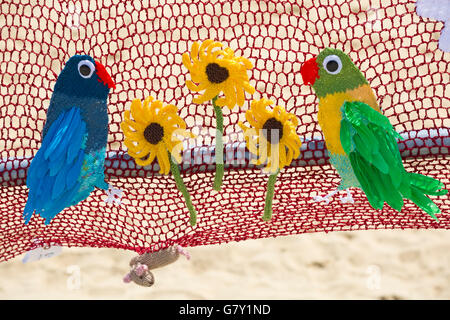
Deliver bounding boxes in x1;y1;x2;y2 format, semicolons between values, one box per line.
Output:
0;228;449;299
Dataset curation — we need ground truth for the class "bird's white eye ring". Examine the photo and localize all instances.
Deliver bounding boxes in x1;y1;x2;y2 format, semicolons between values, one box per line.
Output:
323;55;342;75
78;60;95;79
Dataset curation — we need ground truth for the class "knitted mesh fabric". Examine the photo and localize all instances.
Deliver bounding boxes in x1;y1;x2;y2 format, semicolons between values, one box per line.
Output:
0;0;448;262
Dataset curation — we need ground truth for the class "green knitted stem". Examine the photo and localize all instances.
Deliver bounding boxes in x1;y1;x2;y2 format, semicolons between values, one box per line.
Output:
169;152;197;226
212;96;224;191
263;171;279;221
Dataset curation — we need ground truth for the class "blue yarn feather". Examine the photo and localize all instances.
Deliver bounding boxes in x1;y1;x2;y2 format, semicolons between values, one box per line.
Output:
52;169;68;200
48;152;68;177
44;108;76;159
52;109;80;156
66;150;85;190
26;154;42;188
23;194;34;224
39;111;64;148
67;121;86;163
44;182;82;224
35;175;56;209
49;116;86;177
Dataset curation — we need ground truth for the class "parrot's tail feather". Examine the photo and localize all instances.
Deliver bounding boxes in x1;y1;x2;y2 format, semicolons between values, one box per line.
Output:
407;185;441;222
23;199;34;225
408;172;448;196
403;173;448;222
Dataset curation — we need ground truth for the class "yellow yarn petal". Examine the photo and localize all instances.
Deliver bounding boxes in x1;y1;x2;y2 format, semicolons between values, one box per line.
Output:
156;143;170;175
244;111;261;129
124;137;147;154
190;41;200;64
169;139;184;164
199;39;214;61
236;83;245;107
185;80;201;92
135;150;157;167
123;117;146;132
130;99;146;121
207;41;223;57
193;87;221;104
283;137;301;161
121;125;144;142
222;83;237;109
243;82;256;94
278;144;287;168
182;52;193;70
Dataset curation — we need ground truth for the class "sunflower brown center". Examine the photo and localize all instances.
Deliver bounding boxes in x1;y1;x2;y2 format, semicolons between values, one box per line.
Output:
206;63;229;84
144;122;164;145
262;117;283;144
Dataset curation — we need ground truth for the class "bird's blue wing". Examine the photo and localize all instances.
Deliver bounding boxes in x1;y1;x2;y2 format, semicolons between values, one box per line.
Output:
24;107;87;225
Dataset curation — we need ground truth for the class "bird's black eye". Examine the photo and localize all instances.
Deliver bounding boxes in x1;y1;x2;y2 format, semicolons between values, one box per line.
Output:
78;60;95;79
322;55;342;75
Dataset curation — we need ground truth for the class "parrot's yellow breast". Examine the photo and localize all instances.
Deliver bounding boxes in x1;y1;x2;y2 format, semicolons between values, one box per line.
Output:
317;84;380;155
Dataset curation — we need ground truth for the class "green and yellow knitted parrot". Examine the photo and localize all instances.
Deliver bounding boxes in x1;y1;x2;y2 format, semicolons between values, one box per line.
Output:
300;48;447;221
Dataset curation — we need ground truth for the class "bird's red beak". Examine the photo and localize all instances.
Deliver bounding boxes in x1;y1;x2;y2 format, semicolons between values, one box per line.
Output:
300;56;319;86
95;61;116;90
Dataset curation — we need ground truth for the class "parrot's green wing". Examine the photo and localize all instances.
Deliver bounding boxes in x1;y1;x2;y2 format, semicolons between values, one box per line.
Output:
340;101;447;221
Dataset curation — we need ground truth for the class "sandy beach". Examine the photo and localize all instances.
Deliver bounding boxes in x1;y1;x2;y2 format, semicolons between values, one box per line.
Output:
1;228;449;299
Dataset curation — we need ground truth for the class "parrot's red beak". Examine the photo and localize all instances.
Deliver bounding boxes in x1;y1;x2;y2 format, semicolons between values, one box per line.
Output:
95;61;116;90
300;56;319;86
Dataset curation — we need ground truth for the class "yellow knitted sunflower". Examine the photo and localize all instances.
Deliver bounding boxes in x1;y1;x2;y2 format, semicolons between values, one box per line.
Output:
121;96;190;174
239;98;302;221
121;96;198;226
239;98;301;174
182;39;255;110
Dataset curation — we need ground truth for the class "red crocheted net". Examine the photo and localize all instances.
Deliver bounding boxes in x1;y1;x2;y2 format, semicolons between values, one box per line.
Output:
0;0;449;262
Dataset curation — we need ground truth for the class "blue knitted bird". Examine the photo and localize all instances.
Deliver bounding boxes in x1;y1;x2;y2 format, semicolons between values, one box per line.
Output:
24;54;120;225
